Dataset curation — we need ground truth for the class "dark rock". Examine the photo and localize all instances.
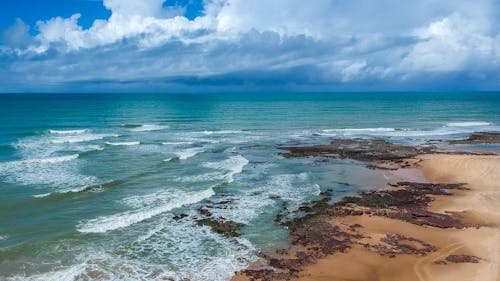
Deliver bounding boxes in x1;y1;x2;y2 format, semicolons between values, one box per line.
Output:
366;164;398;170
320;190;333;197
445;255;481;263
196;217;245;237
377;234;437;256
214;199;234;205
238;268;298;281
449;132;500;144
198;208;212;217
172;214;188;221
279;139;433;162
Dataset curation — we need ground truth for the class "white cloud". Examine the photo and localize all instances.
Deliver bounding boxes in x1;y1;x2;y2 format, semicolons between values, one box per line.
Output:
215;0;339;38
32;0;218;52
1;0;499;91
103;0;167;17
1;19;32;49
399;13;499;73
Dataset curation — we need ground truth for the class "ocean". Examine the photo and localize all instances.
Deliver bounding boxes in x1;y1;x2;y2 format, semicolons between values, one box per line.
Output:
0;92;499;280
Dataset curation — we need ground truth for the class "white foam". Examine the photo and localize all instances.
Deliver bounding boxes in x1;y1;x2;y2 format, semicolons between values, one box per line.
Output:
17;222;256;281
174;147;205;160
8;264;87;281
104;141;140;146
206;172;319;224
323;128;396;133
202;155;249;183
32;193;52;198
0;154;96;189
446;121;491;127
161;141;194;145
129;124;168;132
0;155;79;177
175;172;226;183
202;130;243;135
22;154;79;165
32;181;108;198
318;127;482;138
48;129;89;134
78;188;215;233
50;134;118;144
120;221;256;281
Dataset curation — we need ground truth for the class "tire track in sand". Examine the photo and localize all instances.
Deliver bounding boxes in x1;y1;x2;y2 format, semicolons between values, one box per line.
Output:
414;242;464;281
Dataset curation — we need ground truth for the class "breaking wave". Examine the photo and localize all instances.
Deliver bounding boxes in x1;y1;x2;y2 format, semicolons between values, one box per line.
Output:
78;188;215;233
128;124;169;132
202;155;249;183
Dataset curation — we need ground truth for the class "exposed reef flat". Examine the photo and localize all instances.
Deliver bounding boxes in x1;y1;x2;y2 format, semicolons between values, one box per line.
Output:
279;138;432;161
448;132;500;144
234;137;500;281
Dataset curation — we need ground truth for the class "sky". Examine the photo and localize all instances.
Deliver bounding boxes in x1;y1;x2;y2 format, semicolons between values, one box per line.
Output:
0;0;499;93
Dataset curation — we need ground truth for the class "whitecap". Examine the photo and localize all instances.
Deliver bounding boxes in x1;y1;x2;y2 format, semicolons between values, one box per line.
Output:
174;147;205;160
321;128;396;135
0;154;79;170
48;129;89;134
104;142;140;146
175;172;226;183
0;154;96;189
15;223;255;281
50;134;118;144
206;172;319;224
446;121;492;127
161;141;194;145
323;128;396;133
202;155;249;183
78;188;215;233
32;193;52;198
318;127;474;138
32;181;114;198
22;154;79;165
202;130;243;135
129;124;168;132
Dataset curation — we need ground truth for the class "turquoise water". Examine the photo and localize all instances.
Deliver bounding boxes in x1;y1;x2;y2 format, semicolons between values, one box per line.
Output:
0;92;499;280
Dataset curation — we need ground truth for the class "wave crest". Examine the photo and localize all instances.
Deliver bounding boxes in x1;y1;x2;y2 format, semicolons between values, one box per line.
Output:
78;188;215;233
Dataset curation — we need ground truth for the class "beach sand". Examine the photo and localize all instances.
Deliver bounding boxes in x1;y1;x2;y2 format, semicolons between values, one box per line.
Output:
295;154;500;281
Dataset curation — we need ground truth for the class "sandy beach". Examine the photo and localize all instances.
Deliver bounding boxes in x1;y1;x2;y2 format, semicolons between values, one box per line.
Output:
235;150;500;281
295;154;500;281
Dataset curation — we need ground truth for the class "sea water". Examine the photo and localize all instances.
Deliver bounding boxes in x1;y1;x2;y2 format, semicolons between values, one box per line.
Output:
0;92;499;280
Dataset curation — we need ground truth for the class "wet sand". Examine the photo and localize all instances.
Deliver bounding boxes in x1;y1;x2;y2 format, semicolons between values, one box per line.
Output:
297;154;500;281
234;153;500;281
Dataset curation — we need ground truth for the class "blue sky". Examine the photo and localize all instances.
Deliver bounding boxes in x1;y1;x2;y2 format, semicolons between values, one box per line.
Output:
0;0;499;92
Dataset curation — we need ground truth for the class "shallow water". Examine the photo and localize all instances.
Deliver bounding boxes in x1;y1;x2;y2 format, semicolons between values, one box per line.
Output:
0;92;499;280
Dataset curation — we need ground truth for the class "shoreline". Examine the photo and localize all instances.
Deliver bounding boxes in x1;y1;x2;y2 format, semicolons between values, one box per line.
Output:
233;137;500;281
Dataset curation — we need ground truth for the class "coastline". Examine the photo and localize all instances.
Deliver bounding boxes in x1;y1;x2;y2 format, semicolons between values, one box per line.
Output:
234;138;500;281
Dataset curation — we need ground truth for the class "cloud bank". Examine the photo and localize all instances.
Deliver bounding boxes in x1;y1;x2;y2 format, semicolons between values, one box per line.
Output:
1;0;499;92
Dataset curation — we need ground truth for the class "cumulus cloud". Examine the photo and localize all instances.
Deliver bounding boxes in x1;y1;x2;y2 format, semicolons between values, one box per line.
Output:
0;0;499;92
32;0;216;52
399;13;499;73
1;18;32;49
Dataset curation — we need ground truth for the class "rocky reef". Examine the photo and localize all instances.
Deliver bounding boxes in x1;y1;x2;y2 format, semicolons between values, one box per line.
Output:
279;138;434;161
236;179;471;280
448;132;500;144
196;217;245;237
235;137;481;281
